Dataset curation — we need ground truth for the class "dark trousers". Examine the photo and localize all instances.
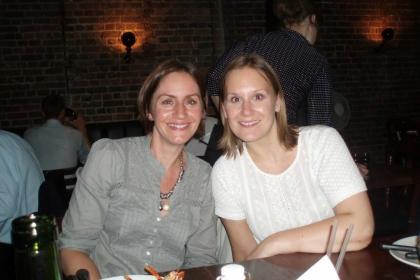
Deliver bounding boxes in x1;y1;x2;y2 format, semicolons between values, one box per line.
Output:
0;242;15;279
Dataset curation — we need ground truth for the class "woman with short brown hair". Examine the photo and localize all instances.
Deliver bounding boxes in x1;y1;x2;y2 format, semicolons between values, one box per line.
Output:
59;59;217;279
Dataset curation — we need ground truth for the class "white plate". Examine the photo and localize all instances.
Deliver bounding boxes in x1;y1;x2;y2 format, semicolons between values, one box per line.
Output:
102;276;156;280
389;236;420;268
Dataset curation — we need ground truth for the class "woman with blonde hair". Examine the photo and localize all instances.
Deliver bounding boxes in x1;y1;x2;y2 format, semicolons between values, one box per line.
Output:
212;53;374;261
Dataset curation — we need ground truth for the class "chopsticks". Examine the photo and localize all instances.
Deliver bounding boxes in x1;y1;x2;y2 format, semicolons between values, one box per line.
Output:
326;221;354;273
326;220;338;258
381;243;418;253
381;235;420;260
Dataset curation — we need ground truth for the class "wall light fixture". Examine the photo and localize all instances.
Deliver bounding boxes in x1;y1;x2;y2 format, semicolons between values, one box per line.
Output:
121;32;136;62
375;28;394;52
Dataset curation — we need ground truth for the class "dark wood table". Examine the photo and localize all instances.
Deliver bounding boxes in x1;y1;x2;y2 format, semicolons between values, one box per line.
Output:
182;234;418;280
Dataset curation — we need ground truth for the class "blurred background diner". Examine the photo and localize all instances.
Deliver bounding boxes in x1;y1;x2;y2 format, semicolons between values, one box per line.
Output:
24;93;91;172
0;0;419;263
0;129;44;280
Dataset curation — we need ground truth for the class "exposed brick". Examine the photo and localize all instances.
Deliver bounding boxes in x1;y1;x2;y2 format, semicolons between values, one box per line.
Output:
0;0;419;164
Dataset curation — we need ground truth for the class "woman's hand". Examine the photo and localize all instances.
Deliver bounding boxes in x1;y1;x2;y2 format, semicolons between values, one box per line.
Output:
60;249;101;280
356;163;369;180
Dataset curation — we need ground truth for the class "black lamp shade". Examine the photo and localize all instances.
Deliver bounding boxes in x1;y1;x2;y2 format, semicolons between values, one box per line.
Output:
121;32;136;48
381;28;394;41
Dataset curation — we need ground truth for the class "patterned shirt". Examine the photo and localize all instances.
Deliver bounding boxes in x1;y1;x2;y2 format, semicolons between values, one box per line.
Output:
207;29;333;126
58;136;217;278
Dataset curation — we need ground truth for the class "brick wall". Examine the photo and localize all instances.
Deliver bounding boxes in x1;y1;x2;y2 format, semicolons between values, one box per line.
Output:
1;0;419;163
1;0;214;126
316;0;420;162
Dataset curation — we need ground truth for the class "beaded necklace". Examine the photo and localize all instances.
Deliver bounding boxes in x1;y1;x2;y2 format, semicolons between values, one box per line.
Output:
159;152;184;212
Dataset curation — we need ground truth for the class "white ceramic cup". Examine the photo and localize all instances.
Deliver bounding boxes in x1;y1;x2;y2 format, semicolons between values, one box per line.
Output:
216;264;246;280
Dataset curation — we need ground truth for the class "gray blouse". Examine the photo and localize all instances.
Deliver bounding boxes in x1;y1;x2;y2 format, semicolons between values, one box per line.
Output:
58;136;217;278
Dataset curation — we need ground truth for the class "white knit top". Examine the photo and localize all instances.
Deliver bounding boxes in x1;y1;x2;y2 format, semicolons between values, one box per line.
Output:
212;125;366;242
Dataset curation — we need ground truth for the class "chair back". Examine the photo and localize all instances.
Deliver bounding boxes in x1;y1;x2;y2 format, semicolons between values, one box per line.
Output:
38;166;78;222
369;184;415;235
386;118;420;167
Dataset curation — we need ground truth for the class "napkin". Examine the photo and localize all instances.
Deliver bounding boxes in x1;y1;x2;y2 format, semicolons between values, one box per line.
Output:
297;255;340;280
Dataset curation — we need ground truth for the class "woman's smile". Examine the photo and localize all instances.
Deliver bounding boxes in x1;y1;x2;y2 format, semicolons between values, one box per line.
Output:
238;120;260;127
223;67;279;144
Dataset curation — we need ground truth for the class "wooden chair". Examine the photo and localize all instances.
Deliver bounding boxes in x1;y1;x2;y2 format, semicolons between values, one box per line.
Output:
385;118;420;167
38;166;78;230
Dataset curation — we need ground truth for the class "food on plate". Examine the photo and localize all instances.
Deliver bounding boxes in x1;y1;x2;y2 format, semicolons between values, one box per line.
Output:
144;265;185;280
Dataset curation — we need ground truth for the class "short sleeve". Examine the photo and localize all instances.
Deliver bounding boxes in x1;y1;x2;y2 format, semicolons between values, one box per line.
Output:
309;126;366;207
58;139;124;252
211;158;246;220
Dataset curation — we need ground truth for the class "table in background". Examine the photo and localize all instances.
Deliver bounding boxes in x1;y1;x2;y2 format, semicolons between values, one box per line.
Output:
367;165;420;190
182;234;418;280
366;165;420;225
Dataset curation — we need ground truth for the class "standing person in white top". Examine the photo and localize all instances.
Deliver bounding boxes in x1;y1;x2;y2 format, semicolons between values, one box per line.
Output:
211;53;374;261
24;94;91;171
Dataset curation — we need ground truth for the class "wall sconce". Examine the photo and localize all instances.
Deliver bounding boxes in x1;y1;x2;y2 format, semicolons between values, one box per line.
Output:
121;32;136;62
375;28;394;52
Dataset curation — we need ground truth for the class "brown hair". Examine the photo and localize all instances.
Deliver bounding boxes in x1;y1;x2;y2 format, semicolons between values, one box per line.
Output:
219;53;298;158
42;94;65;119
137;59;206;136
274;0;317;26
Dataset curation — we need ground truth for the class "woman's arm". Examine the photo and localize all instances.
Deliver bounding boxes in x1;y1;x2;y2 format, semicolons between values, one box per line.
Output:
247;191;374;259
60;249;101;280
58;139;120;277
221;218;258;262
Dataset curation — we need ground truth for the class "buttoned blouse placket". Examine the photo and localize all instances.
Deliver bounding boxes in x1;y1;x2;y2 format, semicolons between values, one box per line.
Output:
142;143;165;268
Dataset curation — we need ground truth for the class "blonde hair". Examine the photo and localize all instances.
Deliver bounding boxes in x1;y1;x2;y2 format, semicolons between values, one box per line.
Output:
218;53;298;158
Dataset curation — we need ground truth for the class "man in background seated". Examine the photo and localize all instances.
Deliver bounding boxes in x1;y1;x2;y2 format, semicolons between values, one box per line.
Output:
24;94;91;171
0;129;44;279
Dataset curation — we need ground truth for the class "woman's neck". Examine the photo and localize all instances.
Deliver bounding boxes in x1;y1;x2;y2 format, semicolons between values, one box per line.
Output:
246;136;296;175
287;16;316;45
246;138;286;162
149;134;184;169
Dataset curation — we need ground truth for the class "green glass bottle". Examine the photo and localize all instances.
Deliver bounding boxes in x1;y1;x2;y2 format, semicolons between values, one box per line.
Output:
12;213;63;280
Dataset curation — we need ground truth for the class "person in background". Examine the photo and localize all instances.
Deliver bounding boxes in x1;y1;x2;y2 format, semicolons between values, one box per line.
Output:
207;0;333;127
58;59;217;279
212;54;374;261
24;94;91;171
0;129;44;279
0;130;44;244
185;115;218;157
